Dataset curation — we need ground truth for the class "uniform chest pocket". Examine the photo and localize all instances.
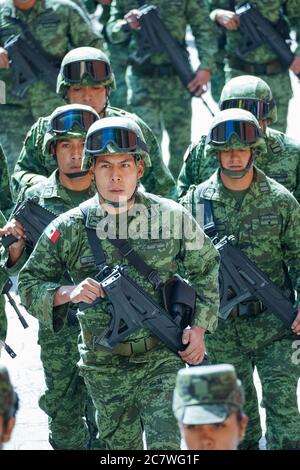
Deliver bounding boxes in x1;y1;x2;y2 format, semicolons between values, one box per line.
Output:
252;214;282;237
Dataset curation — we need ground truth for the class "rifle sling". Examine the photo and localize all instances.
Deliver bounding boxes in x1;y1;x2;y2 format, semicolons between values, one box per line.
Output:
79;201;163;289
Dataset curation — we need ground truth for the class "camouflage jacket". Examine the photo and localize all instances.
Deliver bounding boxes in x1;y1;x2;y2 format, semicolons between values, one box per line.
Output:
106;0;218;70
12;106;177;200
0;144;13;218
18;191;220;364
0;0;103;107
181;167;300;308
177;127;300;200
209;0;300;63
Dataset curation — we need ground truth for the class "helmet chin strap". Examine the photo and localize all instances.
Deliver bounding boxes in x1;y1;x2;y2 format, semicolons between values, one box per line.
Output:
64;170;89;179
219;149;257;179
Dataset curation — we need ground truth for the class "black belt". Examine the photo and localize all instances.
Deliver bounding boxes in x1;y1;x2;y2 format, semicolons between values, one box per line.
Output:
228;56;287;75
130;62;176;77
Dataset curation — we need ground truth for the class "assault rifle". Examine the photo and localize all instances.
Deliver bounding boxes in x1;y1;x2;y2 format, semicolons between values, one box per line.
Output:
128;4;214;114
0;198;57;248
79;265;196;355
235;3;300;78
215;235;296;327
4;33;59;98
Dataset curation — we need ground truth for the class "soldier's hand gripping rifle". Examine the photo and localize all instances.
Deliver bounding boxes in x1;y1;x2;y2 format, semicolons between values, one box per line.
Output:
128;4;214;115
235;2;300;78
79;265;196;355
215;235;297;327
0;198;57;249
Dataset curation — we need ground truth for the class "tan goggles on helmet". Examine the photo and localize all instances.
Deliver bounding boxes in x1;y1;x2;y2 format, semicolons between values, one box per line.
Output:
209;120;263;145
62;60;111;82
86;127;148;154
220;98;275;120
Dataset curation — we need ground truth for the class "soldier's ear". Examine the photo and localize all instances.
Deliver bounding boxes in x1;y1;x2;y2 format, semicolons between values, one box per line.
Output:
50;143;57;158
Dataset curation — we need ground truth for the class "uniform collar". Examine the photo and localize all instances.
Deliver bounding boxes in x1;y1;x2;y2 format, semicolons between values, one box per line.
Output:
41;169;95;201
200;167;272;203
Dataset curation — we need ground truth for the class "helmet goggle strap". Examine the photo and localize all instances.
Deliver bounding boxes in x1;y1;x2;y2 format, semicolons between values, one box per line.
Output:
220;98;275;120
49;109;98;134
218;148;257;179
86;127;148;154
62;60;111;83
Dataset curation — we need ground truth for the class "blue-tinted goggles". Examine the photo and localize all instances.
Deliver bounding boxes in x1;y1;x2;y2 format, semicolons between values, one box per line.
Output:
220;98;275;120
209;120;264;145
49;109;98;133
85;127;148;154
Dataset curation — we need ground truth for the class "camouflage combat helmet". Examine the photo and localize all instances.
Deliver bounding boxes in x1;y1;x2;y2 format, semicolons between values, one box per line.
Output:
56;47;116;98
173;364;244;425
43;104;100;159
205;108;267;178
220;75;277;124
82;116;151;171
0;364;18;419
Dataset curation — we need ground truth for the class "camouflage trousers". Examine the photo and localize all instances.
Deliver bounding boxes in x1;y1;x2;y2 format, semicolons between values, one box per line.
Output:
38;325;101;450
80;348;182;450
210;61;226;104
107;42;129;111
225;67;292;133
0;297;7;341
126;67;192;179
206;312;300;450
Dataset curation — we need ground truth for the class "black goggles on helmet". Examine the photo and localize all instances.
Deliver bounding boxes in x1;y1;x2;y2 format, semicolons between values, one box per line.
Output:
62;60;111;83
220;98;275;120
50;109;98;133
209;120;264;145
86;127;148;154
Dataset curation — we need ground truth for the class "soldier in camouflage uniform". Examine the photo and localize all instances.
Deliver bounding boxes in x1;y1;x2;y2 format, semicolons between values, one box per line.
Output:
173;364;248;450
178;75;300;201
0;0;103;171
0;364;18;448
18;116;220;450
209;0;300;131
182;109;300;450
12;46;177;201
0;145;13;219
12;104;102;449
105;0;218;179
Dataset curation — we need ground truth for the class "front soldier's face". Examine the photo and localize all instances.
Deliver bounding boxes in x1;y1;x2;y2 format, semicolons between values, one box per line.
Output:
93;153;144;206
181;412;248;451
66;85;107;115
219;148;252;173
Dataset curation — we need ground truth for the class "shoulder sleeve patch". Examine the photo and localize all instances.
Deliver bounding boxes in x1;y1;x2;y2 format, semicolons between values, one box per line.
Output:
44;222;61;244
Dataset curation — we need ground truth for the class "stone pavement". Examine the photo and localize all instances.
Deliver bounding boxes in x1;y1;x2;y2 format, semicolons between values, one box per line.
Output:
1;30;300;451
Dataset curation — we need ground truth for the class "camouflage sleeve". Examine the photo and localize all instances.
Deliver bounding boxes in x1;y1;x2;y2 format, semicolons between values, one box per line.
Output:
131;114;178;200
66;0;104;48
0;144;13;218
187;0;218;70
11;118;48;197
177;143;198;199
18;218;79;332
286;0;300;56
0;295;7;341
105;0;130;44
281;194;300;305
179;207;219;332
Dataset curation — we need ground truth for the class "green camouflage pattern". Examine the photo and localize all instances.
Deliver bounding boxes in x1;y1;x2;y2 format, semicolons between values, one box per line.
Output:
182;168;300;449
0;364;13;416
0;144;13;219
106;0;218;179
209;0;300;131
12;105;177;200
18;191;220;449
0;0;103;171
16;170;100;450
0;210;8;342
173;364;244;425
178;128;300;200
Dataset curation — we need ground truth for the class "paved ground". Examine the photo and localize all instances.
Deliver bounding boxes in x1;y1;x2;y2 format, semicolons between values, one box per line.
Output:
1;30;300;450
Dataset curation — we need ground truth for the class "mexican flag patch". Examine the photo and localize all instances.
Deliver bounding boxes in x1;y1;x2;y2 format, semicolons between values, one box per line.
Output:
44;223;61;244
